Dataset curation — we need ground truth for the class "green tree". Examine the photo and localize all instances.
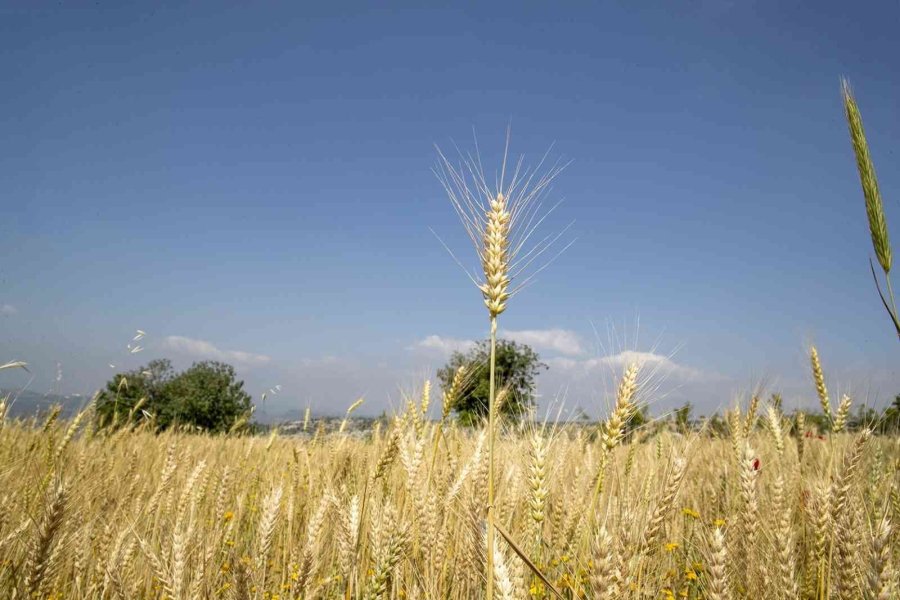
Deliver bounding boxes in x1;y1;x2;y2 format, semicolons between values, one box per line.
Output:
705;412;729;437
878;395;900;433
437;339;546;426
165;361;253;433
625;404;649;438
673;402;693;432
800;410;831;434
849;403;879;431
96;359;252;433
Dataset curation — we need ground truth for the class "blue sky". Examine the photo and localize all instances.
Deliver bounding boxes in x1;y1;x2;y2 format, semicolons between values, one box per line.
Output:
2;2;900;419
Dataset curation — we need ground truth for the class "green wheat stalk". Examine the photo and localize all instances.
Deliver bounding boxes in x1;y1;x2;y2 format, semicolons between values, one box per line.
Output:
842;79;900;338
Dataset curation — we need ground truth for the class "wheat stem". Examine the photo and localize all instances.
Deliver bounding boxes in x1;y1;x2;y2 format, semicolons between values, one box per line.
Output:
487;315;497;600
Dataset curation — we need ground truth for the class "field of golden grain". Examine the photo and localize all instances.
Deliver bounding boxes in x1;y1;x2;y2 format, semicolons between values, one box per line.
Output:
0;383;897;599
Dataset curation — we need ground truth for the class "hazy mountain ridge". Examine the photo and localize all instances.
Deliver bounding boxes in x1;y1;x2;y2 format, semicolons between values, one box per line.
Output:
0;389;87;419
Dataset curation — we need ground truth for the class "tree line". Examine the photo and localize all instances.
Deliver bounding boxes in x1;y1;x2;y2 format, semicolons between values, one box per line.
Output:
95;342;900;435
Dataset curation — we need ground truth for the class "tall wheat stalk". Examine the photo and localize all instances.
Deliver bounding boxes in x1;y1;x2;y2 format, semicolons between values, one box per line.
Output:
436;131;567;599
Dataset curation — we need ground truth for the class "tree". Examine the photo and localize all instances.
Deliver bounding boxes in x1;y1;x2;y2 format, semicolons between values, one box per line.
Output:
96;359;253;433
705;412;729;437
164;362;253;433
849;403;879;431
624;404;649;438
437;339;546;425
878;395;900;434
800;410;831;434
673;402;693;432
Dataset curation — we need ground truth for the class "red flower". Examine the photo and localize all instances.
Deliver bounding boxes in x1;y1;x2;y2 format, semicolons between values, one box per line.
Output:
752;458;761;471
804;431;814;438
817;435;826;441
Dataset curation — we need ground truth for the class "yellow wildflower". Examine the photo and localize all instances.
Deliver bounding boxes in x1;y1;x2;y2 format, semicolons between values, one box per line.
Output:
681;507;700;519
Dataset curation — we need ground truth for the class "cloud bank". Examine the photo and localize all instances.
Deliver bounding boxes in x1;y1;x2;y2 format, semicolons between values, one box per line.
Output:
409;335;476;355
412;328;587;358
502;328;585;356
163;335;271;366
547;350;708;382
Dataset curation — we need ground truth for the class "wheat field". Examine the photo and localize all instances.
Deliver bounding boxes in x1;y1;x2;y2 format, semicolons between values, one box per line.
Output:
0;380;897;599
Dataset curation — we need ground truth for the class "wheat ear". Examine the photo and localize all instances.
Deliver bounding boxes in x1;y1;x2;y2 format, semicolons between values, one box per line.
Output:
765;405;785;457
588;363;640;525
527;428;550;538
255;484;283;576
644;455;687;550
591;524;621;599
844;81;900;336
23;480;67;597
488;531;516;600
736;442;760;592
868;513;894;600
771;474;798;599
706;527;730;600
809;346;832;422
843;79;892;275
833;395;852;433
832;432;870;600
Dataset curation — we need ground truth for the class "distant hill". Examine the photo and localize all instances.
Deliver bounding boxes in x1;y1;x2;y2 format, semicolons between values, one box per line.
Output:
0;389;88;420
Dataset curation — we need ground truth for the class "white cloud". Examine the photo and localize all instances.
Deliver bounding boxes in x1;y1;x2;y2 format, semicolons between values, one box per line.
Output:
299;355;339;368
547;350;707;382
0;304;17;316
502;328;585;356
163;336;271;366
411;329;585;358
409;335;476;355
